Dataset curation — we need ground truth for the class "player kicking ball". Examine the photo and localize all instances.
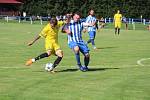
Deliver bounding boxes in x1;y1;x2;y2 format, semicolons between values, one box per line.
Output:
25;18;64;73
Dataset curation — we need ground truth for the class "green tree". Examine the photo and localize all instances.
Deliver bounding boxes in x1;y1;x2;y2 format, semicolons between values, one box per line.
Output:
19;0;150;18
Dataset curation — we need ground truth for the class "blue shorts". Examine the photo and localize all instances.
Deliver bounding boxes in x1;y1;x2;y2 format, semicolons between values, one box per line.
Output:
68;41;89;54
88;31;96;39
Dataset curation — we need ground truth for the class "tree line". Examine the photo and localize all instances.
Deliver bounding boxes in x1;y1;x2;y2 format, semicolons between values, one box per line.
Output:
19;0;150;18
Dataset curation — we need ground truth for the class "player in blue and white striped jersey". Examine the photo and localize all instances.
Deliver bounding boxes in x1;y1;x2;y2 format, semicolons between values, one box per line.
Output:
62;12;95;71
86;9;97;49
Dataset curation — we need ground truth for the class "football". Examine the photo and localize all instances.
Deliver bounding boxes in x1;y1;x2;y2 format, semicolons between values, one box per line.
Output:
45;63;53;71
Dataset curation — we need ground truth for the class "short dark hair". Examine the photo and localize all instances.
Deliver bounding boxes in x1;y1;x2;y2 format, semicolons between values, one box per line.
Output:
50;18;57;26
73;12;82;17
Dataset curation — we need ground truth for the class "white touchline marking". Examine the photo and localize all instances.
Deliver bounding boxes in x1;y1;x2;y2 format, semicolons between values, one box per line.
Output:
137;58;150;66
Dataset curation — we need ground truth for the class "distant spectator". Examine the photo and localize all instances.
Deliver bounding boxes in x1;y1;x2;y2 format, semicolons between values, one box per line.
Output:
99;17;105;28
122;16;128;30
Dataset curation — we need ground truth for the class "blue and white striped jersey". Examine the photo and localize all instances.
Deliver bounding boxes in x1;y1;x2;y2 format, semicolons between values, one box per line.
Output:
86;15;97;32
67;20;84;43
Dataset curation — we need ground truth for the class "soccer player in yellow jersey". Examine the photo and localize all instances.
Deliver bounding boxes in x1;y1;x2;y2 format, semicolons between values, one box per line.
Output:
114;10;122;35
25;18;64;72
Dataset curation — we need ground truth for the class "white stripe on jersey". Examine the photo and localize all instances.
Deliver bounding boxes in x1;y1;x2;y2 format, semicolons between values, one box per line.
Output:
86;15;97;32
67;20;83;43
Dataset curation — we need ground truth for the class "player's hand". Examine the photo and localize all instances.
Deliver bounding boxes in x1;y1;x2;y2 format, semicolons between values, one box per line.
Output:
65;29;71;35
92;23;95;26
27;41;34;46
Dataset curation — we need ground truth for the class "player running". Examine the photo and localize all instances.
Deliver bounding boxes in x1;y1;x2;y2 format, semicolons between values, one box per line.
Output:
25;18;64;72
86;9;97;49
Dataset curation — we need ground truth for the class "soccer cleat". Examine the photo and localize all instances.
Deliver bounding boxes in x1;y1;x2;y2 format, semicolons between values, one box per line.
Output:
77;64;87;72
25;59;33;66
93;46;98;50
83;66;89;71
79;66;87;72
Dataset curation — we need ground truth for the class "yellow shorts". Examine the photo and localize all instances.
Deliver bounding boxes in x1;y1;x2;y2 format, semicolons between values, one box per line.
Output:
45;41;60;54
115;22;121;28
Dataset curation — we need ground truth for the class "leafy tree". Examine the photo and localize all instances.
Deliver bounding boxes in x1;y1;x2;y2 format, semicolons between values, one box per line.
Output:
19;0;150;18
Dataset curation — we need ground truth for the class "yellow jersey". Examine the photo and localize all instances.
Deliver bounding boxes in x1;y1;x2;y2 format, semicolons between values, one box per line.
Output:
114;13;122;23
39;21;64;43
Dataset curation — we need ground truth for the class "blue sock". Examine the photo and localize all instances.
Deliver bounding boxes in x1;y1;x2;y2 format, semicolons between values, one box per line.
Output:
75;52;81;66
91;39;95;46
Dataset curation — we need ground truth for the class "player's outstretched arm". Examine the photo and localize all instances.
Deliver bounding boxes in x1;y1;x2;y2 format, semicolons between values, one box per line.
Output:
27;34;41;46
83;22;96;27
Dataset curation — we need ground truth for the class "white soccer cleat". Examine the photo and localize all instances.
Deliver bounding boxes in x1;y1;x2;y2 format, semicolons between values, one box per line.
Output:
93;46;97;50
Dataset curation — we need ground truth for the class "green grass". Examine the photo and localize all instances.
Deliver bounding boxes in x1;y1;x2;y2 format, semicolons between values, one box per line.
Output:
0;22;150;100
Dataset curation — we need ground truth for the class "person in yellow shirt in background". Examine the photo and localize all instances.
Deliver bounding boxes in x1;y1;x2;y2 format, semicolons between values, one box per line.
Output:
25;18;64;72
114;10;122;35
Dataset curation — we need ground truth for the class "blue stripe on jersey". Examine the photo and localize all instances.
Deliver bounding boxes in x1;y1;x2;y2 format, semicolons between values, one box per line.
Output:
67;20;83;43
86;15;97;32
73;22;78;42
68;25;73;42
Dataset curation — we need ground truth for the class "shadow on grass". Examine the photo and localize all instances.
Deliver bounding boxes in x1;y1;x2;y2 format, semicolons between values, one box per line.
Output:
32;67;119;73
57;68;78;72
58;67;119;72
96;46;117;50
88;67;119;71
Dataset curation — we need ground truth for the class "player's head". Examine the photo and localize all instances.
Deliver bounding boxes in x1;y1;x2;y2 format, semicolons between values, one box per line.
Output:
50;18;58;28
65;15;71;23
73;12;81;22
117;10;120;14
89;9;95;16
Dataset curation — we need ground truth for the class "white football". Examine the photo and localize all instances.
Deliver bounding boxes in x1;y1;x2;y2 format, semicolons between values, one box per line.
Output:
45;63;53;71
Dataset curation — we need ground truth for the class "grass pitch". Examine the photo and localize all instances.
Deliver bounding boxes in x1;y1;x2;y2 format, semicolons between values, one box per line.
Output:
0;22;150;100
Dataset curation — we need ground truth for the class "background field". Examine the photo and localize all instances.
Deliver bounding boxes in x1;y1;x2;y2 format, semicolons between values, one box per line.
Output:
0;22;150;100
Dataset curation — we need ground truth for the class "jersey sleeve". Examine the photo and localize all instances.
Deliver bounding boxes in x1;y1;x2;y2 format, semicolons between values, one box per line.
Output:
39;24;49;38
94;17;97;22
85;16;90;23
57;21;65;27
